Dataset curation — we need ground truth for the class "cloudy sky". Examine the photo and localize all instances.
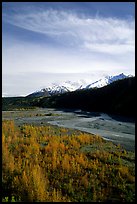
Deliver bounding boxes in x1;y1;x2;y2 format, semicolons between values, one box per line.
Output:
2;2;135;96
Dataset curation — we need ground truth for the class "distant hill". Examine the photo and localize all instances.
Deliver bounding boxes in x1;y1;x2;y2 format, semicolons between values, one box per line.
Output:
35;77;135;117
2;96;39;111
2;77;135;118
85;73;130;89
26;89;50;98
26;73;131;97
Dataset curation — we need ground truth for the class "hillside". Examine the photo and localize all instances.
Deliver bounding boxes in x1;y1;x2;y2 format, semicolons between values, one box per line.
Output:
26;73;130;97
35;77;135;117
2;97;35;111
2;77;135;118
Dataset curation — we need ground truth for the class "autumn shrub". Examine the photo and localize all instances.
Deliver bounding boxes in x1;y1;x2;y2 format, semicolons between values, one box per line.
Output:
2;120;135;202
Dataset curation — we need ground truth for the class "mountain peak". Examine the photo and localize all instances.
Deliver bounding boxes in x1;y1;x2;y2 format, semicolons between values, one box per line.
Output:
85;73;129;89
26;73;131;97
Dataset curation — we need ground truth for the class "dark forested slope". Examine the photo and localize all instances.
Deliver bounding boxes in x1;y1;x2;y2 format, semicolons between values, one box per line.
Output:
2;77;135;117
36;77;135;117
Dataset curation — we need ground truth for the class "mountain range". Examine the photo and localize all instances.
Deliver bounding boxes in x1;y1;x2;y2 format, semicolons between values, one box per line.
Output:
35;76;135;118
2;75;135;117
27;73;131;97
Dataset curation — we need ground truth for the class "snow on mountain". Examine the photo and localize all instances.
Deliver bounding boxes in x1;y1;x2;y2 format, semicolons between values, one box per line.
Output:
84;73;129;89
61;80;84;91
26;88;50;97
44;80;87;94
27;73;132;97
27;80;85;97
45;85;69;95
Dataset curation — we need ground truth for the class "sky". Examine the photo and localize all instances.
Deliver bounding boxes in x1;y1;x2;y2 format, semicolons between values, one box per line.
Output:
2;2;135;96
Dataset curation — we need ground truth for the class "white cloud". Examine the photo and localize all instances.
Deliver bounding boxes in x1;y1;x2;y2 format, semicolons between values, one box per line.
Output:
2;43;91;74
84;42;134;54
3;9;135;54
2;8;135;96
2;40;134;77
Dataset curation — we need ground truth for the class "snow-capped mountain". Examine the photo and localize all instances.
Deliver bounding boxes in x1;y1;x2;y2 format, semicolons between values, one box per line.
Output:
26;88;50;98
46;80;83;93
85;73;129;89
27;73;132;97
27;80;86;97
45;85;69;95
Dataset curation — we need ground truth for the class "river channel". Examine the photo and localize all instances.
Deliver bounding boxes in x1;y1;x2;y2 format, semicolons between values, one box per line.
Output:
2;108;135;151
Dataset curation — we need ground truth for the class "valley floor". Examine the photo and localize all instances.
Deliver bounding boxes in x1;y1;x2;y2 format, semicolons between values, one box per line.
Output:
2;108;135;151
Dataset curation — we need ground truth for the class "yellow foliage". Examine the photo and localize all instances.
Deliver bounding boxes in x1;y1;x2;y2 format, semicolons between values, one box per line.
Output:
81;173;89;188
2;120;135;202
31;165;49;201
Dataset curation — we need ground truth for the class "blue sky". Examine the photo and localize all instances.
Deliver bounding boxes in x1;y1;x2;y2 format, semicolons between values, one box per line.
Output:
2;2;135;96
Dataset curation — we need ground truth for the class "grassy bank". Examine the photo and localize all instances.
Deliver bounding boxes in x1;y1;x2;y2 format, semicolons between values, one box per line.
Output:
2;120;135;202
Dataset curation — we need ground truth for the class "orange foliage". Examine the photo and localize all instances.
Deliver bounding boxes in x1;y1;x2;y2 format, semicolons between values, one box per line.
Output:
2;120;135;202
